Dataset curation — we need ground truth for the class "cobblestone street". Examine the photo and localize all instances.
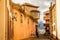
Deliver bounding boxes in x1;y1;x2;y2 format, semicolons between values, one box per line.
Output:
22;34;50;40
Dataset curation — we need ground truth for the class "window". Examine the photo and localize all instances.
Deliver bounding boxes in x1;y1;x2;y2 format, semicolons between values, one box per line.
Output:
34;13;37;17
21;15;23;23
15;13;17;21
46;20;50;22
12;12;17;21
13;16;17;21
28;19;29;24
46;13;49;15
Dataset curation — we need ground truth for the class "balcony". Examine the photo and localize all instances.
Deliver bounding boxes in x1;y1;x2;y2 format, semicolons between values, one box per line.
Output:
44;15;50;20
34;13;40;19
30;10;40;19
44;17;50;21
44;13;49;16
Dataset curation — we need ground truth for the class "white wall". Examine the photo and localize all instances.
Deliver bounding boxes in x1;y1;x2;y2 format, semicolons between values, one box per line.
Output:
56;0;60;39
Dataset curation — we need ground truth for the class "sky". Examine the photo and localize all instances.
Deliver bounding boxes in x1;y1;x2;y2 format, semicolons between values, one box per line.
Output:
12;0;55;29
12;0;55;21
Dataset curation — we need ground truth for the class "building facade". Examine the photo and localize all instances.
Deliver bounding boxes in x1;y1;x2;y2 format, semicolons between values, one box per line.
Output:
49;3;56;40
0;0;6;40
43;11;50;34
0;0;10;40
11;3;40;40
0;0;40;40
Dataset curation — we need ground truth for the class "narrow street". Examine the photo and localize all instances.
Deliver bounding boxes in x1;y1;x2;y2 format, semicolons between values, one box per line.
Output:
23;34;50;40
0;0;57;40
0;0;60;40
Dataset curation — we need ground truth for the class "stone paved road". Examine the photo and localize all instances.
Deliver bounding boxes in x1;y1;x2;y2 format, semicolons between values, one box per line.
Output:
22;34;50;40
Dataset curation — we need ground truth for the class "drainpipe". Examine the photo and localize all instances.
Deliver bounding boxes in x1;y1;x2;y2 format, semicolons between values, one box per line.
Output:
7;0;14;40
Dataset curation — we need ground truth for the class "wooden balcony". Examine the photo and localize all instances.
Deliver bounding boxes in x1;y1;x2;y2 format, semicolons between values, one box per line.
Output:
44;17;50;21
44;15;50;21
30;10;40;19
34;13;40;19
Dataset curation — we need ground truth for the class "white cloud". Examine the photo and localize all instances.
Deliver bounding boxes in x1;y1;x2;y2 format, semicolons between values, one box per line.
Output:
12;0;25;4
42;8;49;12
44;1;50;6
12;0;55;22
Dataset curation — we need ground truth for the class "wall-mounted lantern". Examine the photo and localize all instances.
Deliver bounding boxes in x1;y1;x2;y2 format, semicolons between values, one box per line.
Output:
12;16;17;21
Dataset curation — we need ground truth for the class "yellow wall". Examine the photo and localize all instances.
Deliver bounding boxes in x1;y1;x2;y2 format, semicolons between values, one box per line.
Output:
52;5;56;38
0;0;8;40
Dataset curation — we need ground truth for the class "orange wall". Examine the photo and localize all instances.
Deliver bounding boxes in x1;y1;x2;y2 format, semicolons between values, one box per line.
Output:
13;8;36;40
